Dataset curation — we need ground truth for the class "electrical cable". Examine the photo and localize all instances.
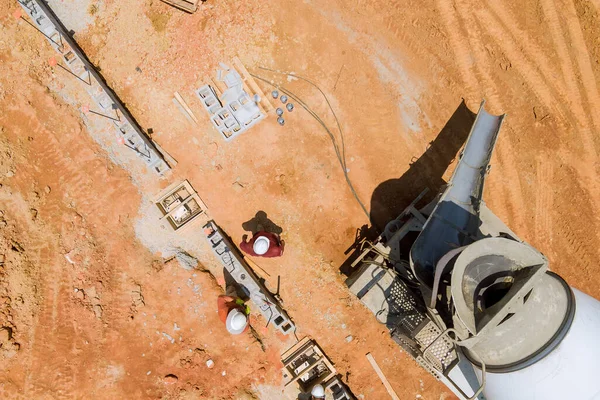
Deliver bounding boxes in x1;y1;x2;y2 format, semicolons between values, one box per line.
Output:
258;67;348;170
251;73;345;171
249;71;371;222
256;67;349;177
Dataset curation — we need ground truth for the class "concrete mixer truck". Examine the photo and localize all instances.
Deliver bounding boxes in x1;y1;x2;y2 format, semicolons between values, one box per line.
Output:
344;101;600;400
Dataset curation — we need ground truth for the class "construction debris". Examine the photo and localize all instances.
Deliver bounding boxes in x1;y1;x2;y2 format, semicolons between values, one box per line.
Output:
159;0;199;13
163;374;179;384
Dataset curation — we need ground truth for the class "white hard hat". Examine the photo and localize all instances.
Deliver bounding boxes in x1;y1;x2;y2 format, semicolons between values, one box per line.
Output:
253;236;270;255
225;309;248;335
311;384;325;398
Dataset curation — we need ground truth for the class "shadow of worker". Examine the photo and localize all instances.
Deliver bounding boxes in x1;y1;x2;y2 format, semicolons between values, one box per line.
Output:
242;211;283;235
223;267;250;301
369;100;476;232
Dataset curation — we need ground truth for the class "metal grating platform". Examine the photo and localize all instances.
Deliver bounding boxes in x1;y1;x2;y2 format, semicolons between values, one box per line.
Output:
385;278;427;332
348;257;458;377
414;321;458;373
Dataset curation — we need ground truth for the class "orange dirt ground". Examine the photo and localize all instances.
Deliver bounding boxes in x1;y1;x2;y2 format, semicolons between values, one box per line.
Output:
1;0;600;399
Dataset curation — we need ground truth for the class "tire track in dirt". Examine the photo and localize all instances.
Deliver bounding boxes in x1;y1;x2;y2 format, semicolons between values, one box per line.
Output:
7;106;100;220
535;0;600;239
26;116;124;231
9;100;122;222
434;0;517;223
434;0;598;301
557;218;596;277
51;282;78;399
539;0;598;154
0;193;48;399
559;0;600;133
0;205;78;399
435;0;478;93
448;0;529;233
3;96;144;397
25;247;77;399
483;1;569;105
474;9;571;128
35;140;99;217
551;165;599;293
470;3;600;255
533;157;554;256
0;110;96;398
379;2;455;81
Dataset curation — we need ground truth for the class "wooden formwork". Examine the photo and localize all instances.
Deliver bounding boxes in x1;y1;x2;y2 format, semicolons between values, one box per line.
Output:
154;180;208;232
281;337;337;392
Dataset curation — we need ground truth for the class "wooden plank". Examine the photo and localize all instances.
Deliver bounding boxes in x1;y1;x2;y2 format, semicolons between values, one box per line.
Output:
174;91;199;124
153;141;178;167
233;58;272;114
159;0;198;13
239;79;266;115
232;56;274;112
173;98;195;125
365;353;400;400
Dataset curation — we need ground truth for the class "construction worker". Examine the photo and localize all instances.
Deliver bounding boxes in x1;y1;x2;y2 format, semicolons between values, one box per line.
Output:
217;293;250;335
310;384;326;399
240;231;285;258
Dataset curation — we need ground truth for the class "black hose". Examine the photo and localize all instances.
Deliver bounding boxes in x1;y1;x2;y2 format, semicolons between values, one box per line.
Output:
250;71;371;222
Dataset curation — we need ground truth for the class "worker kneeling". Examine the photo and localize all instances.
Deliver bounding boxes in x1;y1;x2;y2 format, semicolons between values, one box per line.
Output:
217;294;250;335
226;308;248;335
311;384;325;399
